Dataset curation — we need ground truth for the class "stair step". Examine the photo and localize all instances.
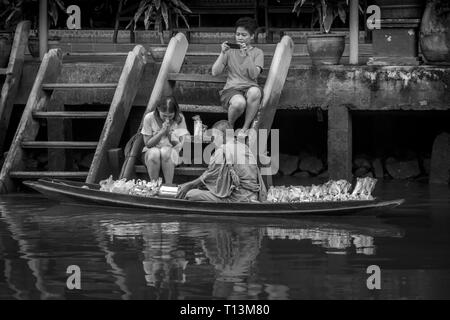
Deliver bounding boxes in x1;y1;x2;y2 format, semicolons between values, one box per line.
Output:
32;111;109;119
168;73;226;83
10;171;88;179
179;104;225;113
21;141;98;149
135;165;207;176
41;83;117;90
0;68;7;75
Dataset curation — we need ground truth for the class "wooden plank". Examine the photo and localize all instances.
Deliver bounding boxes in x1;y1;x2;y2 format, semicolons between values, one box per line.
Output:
252;36;294;180
120;33;188;180
179;104;225;113
0;48;63;194
42;83;117;90
168;72;226;83
10;171;88;179
87;45;148;184
0;21;31;153
21;141;98;149
32;111;109;118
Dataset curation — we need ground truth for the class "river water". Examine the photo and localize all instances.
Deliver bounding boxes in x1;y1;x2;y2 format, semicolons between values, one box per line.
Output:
0;181;449;300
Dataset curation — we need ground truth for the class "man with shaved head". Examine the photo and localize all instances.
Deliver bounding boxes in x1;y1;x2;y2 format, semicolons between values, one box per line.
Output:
176;121;267;202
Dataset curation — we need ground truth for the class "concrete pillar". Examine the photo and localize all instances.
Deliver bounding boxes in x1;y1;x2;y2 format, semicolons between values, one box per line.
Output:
349;0;359;65
328;105;352;181
39;0;48;60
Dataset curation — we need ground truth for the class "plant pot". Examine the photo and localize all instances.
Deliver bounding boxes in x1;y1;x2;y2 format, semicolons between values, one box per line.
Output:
0;36;12;68
419;0;450;64
28;36;61;58
306;34;345;65
149;47;167;61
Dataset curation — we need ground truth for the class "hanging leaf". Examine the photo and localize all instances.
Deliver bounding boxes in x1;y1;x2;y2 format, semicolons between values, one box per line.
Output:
144;4;154;30
155;0;161;10
171;0;192;14
323;6;334;33
337;2;346;23
53;0;65;12
174;7;189;28
292;0;306;15
161;1;169;30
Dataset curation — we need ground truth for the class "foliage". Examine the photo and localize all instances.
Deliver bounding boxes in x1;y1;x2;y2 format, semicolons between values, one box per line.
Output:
125;0;192;31
280;0;362;33
0;0;66;30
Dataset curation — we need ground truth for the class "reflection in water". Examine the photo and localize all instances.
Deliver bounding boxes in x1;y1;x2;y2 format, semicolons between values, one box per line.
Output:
100;217;404;300
266;227;378;255
1;180;450;299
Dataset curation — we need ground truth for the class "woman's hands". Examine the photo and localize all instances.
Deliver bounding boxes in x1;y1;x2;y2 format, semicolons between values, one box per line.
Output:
160;119;170;136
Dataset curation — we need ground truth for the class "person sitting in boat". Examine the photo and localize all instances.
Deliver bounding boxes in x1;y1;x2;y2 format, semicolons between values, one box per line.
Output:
212;17;264;135
142;96;189;185
176;120;267;202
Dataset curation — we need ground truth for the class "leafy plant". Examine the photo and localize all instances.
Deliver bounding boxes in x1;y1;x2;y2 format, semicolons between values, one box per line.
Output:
125;0;192;31
288;0;362;34
0;0;66;30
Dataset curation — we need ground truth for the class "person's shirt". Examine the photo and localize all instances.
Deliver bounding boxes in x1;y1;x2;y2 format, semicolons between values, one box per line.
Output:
221;47;264;92
199;140;267;201
141;111;189;152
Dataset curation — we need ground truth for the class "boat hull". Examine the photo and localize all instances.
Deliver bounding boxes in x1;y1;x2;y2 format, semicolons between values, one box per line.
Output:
23;179;405;217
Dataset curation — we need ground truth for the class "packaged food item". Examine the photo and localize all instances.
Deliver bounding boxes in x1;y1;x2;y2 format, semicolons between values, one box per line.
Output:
158;185;179;198
192;115;202;141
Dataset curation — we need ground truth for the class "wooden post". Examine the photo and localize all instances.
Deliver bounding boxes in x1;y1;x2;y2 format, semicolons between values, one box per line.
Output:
349;0;359;65
328;105;352;182
0;49;62;194
120;33;188;180
47;98;72;171
87;45;147;183
39;0;48;60
0;21;31;153
113;0;124;44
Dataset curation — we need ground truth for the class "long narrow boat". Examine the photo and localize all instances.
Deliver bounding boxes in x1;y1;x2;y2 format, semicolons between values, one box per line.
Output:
23;179;404;217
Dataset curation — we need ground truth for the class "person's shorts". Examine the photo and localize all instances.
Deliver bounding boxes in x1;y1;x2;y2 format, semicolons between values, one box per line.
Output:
219;86;263;111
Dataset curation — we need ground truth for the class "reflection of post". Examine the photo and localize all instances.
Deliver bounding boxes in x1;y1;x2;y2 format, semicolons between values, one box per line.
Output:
94;223;132;300
0;209;57;299
201;226;263;299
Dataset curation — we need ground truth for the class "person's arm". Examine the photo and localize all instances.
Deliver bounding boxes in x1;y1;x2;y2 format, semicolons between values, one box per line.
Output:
143;120;170;148
212;42;229;76
176;176;203;199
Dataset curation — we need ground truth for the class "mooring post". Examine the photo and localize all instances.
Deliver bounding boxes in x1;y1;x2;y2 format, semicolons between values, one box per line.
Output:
328;105;353;182
349;0;359;65
39;0;48;60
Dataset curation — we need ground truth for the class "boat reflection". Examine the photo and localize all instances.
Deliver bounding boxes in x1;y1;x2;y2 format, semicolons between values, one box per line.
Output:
99;213;404;299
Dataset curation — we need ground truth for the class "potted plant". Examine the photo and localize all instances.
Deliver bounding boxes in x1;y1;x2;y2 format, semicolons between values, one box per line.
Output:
291;0;353;65
0;0;66;58
420;0;450;64
125;0;191;46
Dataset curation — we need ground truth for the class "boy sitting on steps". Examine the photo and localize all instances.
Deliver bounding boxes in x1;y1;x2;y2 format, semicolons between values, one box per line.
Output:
212;17;264;135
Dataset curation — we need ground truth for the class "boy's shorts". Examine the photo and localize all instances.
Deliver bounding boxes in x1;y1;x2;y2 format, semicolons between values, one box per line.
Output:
219;86;263;111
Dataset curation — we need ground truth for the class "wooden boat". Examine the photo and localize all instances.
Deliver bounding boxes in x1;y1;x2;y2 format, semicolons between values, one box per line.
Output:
23;179;405;217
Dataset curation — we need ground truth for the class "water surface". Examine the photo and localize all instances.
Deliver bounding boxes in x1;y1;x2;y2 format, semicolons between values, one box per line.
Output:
0;181;449;299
